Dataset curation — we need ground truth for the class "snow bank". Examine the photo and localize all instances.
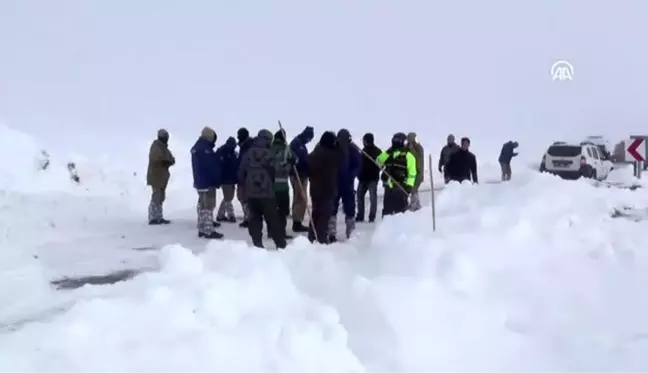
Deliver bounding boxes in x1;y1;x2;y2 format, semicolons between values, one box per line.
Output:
2;169;648;370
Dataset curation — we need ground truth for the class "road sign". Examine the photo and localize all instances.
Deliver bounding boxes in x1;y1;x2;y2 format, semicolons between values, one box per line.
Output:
626;137;646;162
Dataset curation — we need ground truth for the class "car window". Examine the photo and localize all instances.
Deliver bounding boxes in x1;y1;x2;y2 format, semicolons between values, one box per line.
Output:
597;145;610;160
591;147;600;160
586;147;593;158
547;145;581;157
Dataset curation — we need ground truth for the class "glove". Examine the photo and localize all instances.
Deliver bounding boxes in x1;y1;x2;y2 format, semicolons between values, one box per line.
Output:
403;184;412;194
438;165;443;173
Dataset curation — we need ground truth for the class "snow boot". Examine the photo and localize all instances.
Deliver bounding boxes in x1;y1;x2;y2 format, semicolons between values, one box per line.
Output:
239;220;249;228
345;217;355;239
216;216;228;222
292;221;308;233
199;231;224;239
226;216;236;223
149;218;170;225
328;235;337;243
355;216;364;223
368;215;376;223
212;221;221;228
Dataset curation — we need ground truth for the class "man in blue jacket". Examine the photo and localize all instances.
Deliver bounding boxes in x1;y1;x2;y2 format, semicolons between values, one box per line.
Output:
328;129;361;242
289;126;315;233
236;127;254;228
191;126;224;239
215;136;238;223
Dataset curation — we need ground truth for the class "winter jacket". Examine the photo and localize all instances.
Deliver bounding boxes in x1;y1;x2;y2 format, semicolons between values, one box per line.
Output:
237;130;276;199
191;136;220;190
308;131;343;201
358;145;382;182
376;148;417;189
407;133;425;188
498;141;519;164
271;133;295;192
445;149;478;183
147;139;175;189
217;137;239;185
438;143;460;171
290;126;315;176
336;129;361;192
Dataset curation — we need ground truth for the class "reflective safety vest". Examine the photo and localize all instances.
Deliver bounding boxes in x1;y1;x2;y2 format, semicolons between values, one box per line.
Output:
382;151;409;185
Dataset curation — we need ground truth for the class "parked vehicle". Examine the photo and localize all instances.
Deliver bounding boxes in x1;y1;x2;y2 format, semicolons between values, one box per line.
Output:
540;141;613;180
583;136;613;162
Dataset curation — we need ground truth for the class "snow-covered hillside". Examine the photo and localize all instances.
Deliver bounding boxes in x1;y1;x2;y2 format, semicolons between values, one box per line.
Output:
1;125;648;371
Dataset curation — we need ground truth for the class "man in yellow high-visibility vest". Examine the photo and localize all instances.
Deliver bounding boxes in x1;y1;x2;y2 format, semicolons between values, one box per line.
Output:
376;132;417;216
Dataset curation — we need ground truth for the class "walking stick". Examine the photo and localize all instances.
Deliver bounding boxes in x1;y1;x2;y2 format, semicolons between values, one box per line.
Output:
350;142;410;196
428;154;436;231
277;120;318;242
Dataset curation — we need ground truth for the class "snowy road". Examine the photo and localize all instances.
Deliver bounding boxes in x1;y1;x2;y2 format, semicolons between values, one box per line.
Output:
3;158;648;370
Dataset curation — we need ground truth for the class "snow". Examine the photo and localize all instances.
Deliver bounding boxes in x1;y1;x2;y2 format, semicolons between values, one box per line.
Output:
3;0;648;370
1;124;648;371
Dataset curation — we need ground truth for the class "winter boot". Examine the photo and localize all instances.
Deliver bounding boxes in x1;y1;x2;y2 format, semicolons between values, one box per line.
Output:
345;217;356;239
197;209;224;239
199;231;224;239
216;216;228;222
292;221;309;233
253;240;264;249
355;216;364;223
212;221;221;228
328;235;337;243
226;216;236;223
239;220;249;228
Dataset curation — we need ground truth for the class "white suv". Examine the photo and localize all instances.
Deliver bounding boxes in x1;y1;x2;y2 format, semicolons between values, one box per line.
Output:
540;141;613;181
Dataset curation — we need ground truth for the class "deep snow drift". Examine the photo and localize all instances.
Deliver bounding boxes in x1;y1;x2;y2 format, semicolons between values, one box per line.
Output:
2;125;648;371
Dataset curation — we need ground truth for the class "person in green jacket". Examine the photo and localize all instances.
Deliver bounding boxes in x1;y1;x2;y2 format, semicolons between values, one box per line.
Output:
376;132;417;216
267;129;296;239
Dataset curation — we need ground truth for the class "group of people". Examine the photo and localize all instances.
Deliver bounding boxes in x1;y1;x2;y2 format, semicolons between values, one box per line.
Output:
146;127;520;249
436;134;520;183
145;126;427;249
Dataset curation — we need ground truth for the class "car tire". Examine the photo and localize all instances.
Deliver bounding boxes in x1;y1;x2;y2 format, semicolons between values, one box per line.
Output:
580;165;594;179
591;170;598;180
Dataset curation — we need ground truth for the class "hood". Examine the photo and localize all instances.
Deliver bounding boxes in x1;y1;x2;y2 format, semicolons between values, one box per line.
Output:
253;129;273;148
407;132;417;144
299;126;315;143
200;126;217;143
318;131;337;150
512;141;519;148
273;130;286;145
222;136;237;150
362;133;374;146
447;134;456;145
337;129;351;148
237;127;250;144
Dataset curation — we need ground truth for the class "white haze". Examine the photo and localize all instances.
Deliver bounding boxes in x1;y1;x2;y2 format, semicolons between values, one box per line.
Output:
1;0;647;156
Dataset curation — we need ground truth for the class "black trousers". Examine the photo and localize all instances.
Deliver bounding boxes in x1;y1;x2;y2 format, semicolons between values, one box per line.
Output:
248;198;287;249
309;196;334;244
275;189;290;232
382;187;409;216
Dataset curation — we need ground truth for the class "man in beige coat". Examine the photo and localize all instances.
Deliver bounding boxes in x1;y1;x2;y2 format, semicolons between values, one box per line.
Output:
146;129;176;224
407;132;425;211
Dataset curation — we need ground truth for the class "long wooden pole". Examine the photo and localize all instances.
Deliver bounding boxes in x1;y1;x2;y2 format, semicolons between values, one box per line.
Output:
428;154;436;231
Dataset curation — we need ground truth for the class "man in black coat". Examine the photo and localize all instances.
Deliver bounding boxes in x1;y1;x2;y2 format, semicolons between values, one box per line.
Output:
356;133;382;223
444;137;478;183
307;131;343;244
498;141;518;181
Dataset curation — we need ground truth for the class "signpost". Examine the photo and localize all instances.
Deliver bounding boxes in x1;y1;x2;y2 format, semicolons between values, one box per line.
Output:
627;136;647;178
